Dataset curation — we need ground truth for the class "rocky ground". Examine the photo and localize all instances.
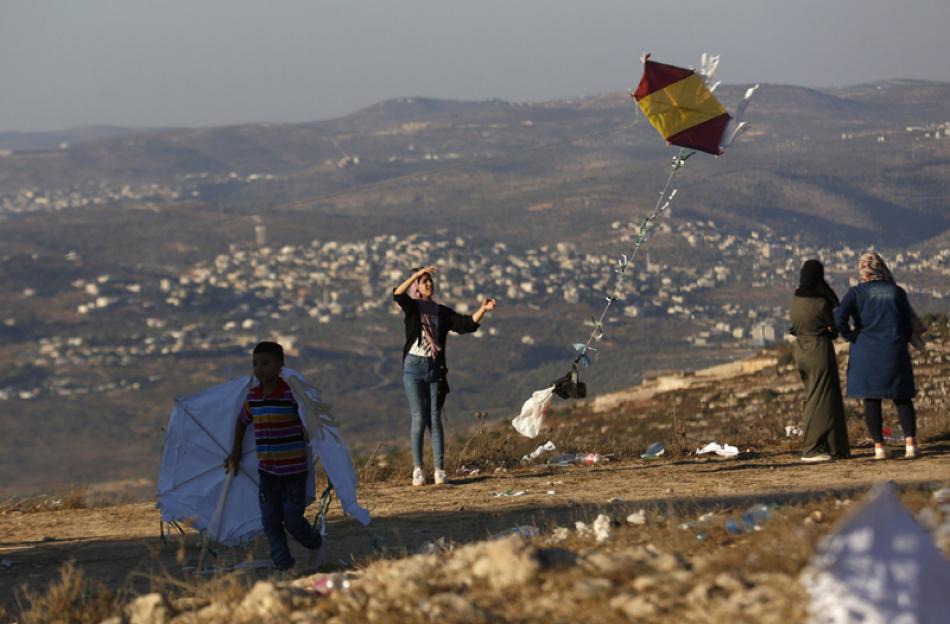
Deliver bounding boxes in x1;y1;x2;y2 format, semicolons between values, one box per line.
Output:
3;322;949;622
2;448;948;623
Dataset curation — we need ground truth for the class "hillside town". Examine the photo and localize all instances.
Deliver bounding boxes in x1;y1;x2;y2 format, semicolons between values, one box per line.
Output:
4;218;949;402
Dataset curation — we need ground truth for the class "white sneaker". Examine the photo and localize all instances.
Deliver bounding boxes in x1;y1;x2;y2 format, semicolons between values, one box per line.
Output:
412;466;425;486
434;469;447;485
905;445;920;459
801;453;832;463
874;446;890;460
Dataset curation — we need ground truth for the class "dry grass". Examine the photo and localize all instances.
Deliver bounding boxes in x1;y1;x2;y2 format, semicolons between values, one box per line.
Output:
15;562;116;624
10;321;949;622
0;486;88;515
352;319;950;482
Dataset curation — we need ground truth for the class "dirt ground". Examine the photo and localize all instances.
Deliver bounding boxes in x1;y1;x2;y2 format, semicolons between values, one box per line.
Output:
2;442;948;617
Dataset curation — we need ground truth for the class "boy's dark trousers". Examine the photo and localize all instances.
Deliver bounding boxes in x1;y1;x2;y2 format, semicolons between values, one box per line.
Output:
258;471;322;569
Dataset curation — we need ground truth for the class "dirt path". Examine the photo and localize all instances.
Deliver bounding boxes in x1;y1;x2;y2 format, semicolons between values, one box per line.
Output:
2;444;948;614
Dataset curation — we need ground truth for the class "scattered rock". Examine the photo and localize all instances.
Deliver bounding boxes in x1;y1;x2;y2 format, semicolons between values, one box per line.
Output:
573;577;613;597
423;593;487;624
632;574;659;593
170;596;208;612
417;536;450;554
686;580;714;603
610;592;657;618
585;548;650;577
449;535;541;591
626;510;647;525
237;582;291;620
810;510;824;523
593;514;613;543
645;545;689;573
549;526;570;542
934;487;950;504
714;572;748;593
536;547;577;569
125;592;172;624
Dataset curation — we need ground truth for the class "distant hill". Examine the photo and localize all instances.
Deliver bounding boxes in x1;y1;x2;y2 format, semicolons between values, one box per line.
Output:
1;80;949;502
0;125;177;152
2;80;948;245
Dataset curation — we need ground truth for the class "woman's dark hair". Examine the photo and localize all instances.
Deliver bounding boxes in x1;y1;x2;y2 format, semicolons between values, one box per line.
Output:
253;341;284;363
412;267;433;282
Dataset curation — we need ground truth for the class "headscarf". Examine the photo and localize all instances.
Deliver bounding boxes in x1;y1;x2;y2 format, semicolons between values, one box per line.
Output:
795;259;839;307
858;251;895;284
857;251;926;348
408;274;441;360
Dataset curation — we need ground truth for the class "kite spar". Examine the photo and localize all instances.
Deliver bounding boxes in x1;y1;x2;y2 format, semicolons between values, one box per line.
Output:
512;53;758;438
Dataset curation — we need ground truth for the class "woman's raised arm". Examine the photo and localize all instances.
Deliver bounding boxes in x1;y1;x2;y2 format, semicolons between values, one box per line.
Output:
394;265;437;296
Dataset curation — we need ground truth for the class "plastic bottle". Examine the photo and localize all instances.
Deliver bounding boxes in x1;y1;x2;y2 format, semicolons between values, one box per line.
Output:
311;573;350;595
739;503;772;531
577;452;604;465
640;442;665;459
548;453;576;466
547;453;606;466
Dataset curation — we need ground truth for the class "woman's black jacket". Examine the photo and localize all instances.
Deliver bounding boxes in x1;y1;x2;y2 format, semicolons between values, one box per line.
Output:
393;290;480;406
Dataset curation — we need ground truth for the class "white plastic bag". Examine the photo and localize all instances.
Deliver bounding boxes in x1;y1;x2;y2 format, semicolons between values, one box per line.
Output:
511;386;556;438
695;441;739;458
520;440;556;464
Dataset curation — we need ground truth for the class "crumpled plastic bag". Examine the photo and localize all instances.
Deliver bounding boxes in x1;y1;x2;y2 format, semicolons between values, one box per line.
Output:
695;441;739;458
512;386;556;438
521;440;556;464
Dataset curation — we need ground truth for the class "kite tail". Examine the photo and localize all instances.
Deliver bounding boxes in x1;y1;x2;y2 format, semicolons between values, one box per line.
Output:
721;84;760;150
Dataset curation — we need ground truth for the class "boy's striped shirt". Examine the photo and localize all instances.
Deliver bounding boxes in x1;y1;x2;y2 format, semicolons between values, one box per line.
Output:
240;378;308;476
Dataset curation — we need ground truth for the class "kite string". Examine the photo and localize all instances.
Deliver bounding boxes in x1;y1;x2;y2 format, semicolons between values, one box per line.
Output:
574;148;692;364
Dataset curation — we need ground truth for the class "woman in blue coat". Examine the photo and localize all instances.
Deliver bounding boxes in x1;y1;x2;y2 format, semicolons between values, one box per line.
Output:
833;252;918;459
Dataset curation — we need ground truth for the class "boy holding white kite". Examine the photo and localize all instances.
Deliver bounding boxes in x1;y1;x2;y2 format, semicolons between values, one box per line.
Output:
226;341;322;570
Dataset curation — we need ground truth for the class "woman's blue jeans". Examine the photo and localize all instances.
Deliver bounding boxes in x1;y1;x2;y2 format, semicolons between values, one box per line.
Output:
403;354;444;470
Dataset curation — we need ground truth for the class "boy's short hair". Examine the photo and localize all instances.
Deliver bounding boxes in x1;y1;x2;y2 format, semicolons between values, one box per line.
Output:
253;341;284;363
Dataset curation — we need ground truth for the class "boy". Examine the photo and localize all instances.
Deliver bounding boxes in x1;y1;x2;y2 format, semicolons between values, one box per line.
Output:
226;341;322;570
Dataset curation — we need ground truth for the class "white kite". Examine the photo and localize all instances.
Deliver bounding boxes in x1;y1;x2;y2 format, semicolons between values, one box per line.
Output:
157;368;370;548
801;482;950;623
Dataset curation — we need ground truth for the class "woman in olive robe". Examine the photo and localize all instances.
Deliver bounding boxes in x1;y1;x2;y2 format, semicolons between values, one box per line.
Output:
789;259;850;461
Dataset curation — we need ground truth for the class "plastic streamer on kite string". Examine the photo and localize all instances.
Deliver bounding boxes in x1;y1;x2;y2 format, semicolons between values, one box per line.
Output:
551;147;691;401
697;51;761;151
543;52;759;407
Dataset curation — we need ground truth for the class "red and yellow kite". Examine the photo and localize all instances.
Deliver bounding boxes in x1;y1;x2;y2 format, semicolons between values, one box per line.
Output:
633;54;730;155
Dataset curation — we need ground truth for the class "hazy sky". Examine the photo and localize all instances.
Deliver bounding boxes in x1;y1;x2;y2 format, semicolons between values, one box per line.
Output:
2;0;949;132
